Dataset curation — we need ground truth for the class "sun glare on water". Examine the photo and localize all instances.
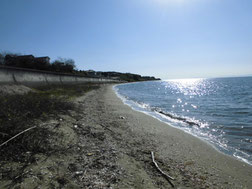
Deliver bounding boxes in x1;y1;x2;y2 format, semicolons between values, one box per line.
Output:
165;78;206;96
168;78;204;85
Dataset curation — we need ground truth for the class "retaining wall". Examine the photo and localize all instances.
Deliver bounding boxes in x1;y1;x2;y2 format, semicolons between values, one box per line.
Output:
0;66;119;86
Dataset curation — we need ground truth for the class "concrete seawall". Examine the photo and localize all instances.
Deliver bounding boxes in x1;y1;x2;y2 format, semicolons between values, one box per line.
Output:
0;66;119;86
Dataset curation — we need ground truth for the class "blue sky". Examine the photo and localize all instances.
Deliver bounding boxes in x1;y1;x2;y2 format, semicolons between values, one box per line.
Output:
0;0;251;79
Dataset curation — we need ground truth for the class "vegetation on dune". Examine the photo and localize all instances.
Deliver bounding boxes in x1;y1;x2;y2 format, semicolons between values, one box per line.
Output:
0;84;99;163
35;84;100;99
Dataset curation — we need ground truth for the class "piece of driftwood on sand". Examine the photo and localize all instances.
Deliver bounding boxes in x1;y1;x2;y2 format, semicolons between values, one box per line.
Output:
151;151;175;187
0;126;37;148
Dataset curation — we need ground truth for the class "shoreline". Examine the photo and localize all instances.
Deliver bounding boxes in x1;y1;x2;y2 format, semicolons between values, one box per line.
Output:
107;84;252;187
113;83;252;167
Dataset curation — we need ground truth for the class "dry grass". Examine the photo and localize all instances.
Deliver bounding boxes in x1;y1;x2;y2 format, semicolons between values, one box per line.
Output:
0;84;99;162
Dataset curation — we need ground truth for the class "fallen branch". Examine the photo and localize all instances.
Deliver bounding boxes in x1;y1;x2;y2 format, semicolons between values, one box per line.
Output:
0;126;37;148
151;151;175;187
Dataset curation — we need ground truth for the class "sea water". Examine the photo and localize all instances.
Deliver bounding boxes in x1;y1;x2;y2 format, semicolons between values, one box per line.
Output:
114;77;252;165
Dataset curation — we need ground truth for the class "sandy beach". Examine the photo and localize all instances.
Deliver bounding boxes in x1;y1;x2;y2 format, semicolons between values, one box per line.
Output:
1;84;252;188
101;84;252;188
73;84;252;188
104;84;252;188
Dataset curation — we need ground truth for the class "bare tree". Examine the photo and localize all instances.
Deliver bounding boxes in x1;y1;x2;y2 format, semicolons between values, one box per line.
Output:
51;57;76;73
0;53;4;65
65;58;76;68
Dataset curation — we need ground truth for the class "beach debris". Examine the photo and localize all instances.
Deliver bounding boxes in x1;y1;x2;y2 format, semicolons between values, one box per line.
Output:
157;111;200;127
87;153;94;156
0;126;37;148
74;171;83;176
119;116;125;119
151;151;175;187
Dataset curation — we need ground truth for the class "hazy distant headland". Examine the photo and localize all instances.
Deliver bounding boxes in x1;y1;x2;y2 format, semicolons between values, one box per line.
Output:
0;53;160;82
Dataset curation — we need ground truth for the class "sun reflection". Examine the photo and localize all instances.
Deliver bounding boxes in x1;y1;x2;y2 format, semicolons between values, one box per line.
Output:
168;78;204;85
165;78;206;96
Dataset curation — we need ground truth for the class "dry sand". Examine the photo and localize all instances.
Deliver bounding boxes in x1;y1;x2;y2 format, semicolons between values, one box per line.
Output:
1;84;251;188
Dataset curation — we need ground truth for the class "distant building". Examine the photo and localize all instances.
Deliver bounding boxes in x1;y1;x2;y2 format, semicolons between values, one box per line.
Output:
34;56;50;64
5;55;34;68
4;55;50;70
86;70;96;76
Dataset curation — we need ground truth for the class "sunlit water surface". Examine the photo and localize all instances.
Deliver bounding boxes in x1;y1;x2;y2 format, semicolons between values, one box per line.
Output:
115;77;252;165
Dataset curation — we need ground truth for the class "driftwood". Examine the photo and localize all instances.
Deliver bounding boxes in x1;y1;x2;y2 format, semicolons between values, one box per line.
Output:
0;126;37;148
151;151;175;187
